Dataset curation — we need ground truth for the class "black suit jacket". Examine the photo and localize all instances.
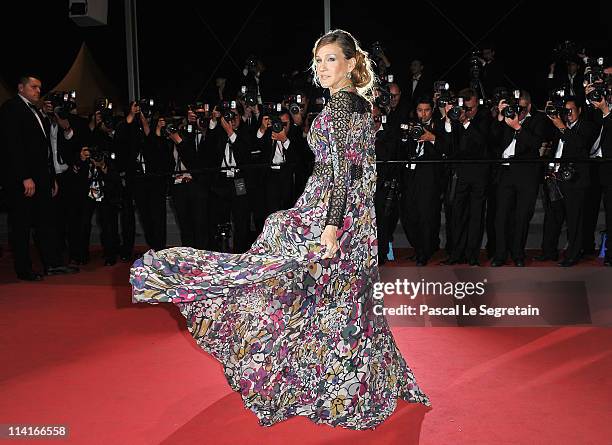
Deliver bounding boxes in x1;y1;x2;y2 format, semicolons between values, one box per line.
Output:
550;118;598;188
592;112;612;186
0;96;54;194
490;111;547;183
437;108;492;180
403;74;433;110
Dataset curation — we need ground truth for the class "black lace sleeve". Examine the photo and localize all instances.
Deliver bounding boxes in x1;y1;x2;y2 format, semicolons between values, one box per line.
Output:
325;91;352;227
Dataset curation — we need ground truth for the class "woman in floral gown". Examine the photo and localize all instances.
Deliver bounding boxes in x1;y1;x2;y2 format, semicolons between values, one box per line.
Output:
130;29;430;430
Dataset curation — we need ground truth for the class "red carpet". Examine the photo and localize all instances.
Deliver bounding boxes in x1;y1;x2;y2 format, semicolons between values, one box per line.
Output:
0;251;610;444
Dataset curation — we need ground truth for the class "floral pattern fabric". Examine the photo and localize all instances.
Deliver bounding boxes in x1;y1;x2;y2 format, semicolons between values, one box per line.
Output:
130;90;430;430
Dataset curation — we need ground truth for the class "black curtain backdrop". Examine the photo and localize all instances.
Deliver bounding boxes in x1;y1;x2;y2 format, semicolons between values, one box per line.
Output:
1;0;610;109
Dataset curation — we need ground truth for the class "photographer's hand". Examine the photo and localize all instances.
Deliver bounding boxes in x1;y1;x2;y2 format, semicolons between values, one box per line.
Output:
156;118;166;138
259;116;271;134
126;101;139;124
505;114;521;131
140;111;150;136
271;127;288;143
23;178;35;197
220;117;234;137
80;147;90;162
419;128;436;142
168;132;182;145
52;180;59;198
42;100;53;116
497;100;508;122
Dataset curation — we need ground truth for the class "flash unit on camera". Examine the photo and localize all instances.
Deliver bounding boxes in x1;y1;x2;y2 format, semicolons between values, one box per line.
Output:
388;74;394;83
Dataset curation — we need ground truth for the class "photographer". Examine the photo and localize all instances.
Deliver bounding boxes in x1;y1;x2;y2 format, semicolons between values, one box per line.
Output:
255;106;299;218
403;59;433;113
112;101;155;262
398;97;442;266
584;81;612;266
74;144;121;266
539;97;597;266
164;113;210;250
489;90;546;266
372;104;400;265
477;44;506;97
42;93;91;265
437;88;492;266
547;56;585;104
204;101;252;253
370;41;393;78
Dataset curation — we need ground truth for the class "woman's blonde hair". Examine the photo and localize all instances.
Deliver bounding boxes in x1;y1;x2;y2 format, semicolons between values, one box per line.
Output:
310;29;375;101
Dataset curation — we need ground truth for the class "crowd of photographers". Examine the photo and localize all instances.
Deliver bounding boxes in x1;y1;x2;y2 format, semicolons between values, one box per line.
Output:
1;42;611;280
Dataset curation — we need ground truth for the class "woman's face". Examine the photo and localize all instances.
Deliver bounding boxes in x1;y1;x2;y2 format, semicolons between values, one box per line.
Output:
315;43;355;90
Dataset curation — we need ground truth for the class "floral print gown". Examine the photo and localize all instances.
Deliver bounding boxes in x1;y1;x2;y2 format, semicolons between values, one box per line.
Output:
130;90;430;430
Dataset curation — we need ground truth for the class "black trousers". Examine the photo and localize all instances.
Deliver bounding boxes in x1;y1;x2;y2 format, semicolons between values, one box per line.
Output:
171;179;209;250
399;170;440;261
134;179;167;251
118;180;135;258
541;183;586;259
209;175;250;253
7;188;61;275
52;171;82;261
265;167;294;217
449;175;487;261
374;177;399;261
582;165;602;254
494;169;539;261
79;197;119;261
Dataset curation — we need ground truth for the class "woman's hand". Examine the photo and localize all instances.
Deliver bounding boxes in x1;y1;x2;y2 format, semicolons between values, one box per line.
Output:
320;224;339;259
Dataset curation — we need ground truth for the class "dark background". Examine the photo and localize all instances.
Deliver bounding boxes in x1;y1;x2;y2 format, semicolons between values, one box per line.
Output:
1;0;611;108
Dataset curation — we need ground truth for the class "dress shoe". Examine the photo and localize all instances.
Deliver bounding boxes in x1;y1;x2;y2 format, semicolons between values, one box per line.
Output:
104;257;117;266
603;258;612;267
468;258;480;267
378;256;387;266
514;259;525;267
534;254;558;262
490;259;505;267
440;258;458;265
17;271;43;281
120;254;132;262
416;258;428;267
45;265;80;275
558;258;579;267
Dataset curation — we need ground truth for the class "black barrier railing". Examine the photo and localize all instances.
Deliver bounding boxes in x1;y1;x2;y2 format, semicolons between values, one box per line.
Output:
132;157;612;178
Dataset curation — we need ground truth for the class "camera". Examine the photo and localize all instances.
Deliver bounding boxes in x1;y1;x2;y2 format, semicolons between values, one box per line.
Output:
95;98;114;128
404;122;425;141
47;90;76;119
501;90;523;119
374;82;392;108
284;94;304;115
240;85;258;107
219;100;237;122
371;41;384;58
434;81;449;94
447;97;465;121
559;163;576;182
469;50;482;79
545;88;569;118
262;102;285;133
187;102;209;123
139;98;155;118
586;83;610;103
88;145;115;163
